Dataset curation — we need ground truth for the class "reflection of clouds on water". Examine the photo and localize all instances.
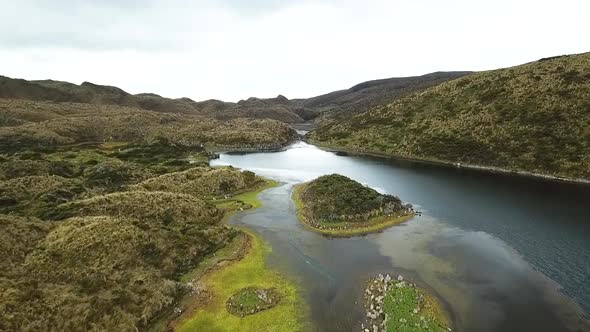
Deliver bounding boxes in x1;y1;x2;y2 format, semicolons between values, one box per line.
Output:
373;215;589;331
213;143;590;331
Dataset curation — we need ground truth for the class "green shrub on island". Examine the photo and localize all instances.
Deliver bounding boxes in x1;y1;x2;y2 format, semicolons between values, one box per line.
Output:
294;174;414;235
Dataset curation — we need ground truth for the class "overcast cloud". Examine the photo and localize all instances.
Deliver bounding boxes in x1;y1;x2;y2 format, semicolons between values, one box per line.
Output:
1;0;588;101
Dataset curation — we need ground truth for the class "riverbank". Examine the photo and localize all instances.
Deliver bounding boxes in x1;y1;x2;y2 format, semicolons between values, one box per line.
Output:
307;139;590;186
292;182;415;237
163;179;308;332
208;136;300;154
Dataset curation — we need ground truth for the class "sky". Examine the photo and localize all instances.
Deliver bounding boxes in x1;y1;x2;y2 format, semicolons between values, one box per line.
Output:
1;0;588;101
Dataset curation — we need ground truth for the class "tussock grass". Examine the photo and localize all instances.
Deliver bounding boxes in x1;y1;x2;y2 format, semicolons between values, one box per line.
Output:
131;167;265;198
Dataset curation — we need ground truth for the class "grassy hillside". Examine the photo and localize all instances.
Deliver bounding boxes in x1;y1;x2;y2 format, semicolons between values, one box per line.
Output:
0;99;297;153
0;76;311;123
0;139;274;331
309;53;590;181
300;71;472;124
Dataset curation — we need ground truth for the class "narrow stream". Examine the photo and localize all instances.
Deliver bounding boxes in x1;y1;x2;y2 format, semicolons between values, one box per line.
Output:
212;142;590;332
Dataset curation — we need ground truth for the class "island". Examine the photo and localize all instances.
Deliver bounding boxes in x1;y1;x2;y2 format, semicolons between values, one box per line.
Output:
363;273;450;332
293;174;415;236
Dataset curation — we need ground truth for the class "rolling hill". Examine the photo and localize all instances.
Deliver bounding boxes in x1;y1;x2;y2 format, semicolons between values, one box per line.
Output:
308;53;590;181
298;71;472;124
0;76;310;123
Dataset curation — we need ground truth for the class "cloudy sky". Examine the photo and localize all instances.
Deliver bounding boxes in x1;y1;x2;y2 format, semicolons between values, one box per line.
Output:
1;0;588;101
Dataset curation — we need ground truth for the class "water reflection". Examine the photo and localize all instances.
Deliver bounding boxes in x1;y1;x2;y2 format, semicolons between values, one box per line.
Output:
213;142;590;331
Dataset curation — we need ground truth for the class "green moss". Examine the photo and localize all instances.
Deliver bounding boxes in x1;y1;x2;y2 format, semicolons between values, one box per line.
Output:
383;285;448;332
230;178;278;209
176;230;306;332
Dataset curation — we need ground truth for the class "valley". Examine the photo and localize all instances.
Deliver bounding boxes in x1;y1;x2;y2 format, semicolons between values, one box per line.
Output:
1;51;590;331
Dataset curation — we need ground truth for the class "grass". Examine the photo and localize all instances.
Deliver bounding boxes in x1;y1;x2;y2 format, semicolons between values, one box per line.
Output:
383;285;449;332
176;229;306;332
212;178;279;218
292;182;414;237
0;141;283;331
226;287;281;317
231;179;278;209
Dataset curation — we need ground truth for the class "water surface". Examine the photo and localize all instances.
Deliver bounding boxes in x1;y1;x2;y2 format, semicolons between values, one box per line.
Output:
212;142;590;331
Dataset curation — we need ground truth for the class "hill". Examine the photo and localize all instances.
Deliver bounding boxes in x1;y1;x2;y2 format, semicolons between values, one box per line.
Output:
0;76;310;123
0;99;298;153
308;53;590;181
0;137;273;331
299;71;472;124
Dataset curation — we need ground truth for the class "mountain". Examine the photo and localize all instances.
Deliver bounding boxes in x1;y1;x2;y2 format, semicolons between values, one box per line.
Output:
308;53;590;181
298;71;472;123
0;71;474;125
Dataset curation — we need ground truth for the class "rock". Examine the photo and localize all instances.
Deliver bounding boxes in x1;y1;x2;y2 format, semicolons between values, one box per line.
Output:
397;275;404;281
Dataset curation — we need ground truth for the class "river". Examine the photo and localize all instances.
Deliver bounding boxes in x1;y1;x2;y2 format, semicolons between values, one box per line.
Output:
211;141;590;332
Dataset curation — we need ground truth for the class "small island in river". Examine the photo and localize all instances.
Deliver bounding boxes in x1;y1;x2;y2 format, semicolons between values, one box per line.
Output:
293;174;415;236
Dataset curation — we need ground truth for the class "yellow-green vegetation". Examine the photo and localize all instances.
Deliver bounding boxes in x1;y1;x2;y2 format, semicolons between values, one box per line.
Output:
230;178;279;209
364;274;449;332
0;75;313;123
309;53;590;181
293;174;414;236
177;230;305;332
0;98;297;154
0;137;284;331
383;286;448;332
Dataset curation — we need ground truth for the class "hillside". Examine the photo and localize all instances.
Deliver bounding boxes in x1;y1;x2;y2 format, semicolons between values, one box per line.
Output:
0;99;298;153
309;53;590;181
299;71;472;124
0;137;271;331
0;76;310;123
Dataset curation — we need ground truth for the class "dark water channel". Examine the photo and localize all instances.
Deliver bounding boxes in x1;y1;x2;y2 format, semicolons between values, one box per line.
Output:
211;142;590;332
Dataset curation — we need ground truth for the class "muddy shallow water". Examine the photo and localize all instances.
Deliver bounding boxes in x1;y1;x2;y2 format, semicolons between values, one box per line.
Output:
212;142;590;332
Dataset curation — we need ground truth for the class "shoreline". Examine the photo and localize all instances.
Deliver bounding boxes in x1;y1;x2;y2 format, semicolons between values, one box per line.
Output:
307;139;590;186
159;178;307;332
208;136;301;154
292;183;415;237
